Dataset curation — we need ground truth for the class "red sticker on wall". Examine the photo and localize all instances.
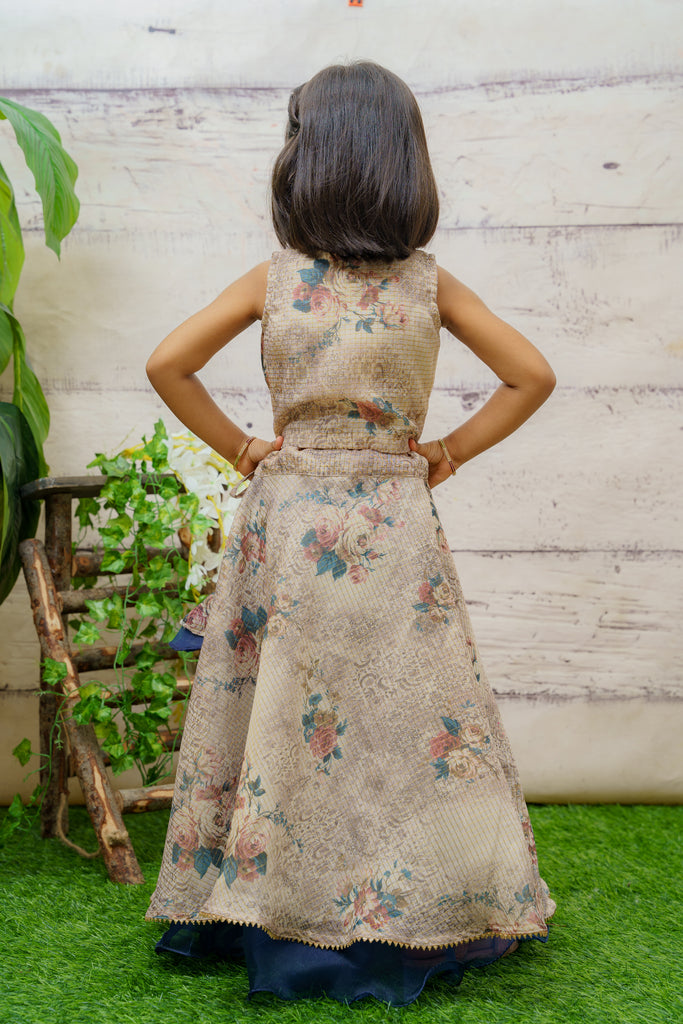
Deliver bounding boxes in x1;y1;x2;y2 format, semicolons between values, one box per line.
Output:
348;0;363;7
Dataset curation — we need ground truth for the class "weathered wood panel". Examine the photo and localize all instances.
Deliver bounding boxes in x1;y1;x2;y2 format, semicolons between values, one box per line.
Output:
4;550;681;699
2;81;680;234
456;551;683;701
1;0;681;90
14;383;677;553
5;225;681;393
1;0;681;802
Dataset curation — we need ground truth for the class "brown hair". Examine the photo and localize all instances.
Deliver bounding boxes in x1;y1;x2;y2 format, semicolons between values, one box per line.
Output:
271;62;439;261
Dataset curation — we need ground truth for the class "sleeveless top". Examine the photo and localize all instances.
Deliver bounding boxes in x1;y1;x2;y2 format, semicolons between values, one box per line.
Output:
261;248;442;453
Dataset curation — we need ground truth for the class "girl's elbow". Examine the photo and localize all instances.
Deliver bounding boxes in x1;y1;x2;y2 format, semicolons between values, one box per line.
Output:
529;358;556;399
146;351;169;387
538;365;556;398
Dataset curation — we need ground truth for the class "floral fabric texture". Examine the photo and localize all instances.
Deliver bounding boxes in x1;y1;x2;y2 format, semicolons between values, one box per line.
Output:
147;249;556;953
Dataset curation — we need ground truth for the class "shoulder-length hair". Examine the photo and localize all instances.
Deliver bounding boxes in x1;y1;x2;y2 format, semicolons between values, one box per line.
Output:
271;62;439;262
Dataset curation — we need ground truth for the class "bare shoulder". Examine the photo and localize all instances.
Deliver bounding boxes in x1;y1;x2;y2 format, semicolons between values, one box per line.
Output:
239;259;271;320
436;264;491;338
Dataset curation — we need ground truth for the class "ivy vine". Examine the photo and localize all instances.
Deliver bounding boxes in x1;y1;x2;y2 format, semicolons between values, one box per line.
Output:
1;420;236;844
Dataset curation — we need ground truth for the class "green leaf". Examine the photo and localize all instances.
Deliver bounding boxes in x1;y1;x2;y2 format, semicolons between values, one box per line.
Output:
42;657;68;687
134;592;162;619
84;598;109;622
74;496;100;528
0;97;79;257
0;304;49;469
71;621;101;645
0;161;24;308
12;737;32;766
0;401;41;603
0;792;26;845
99;551;126;574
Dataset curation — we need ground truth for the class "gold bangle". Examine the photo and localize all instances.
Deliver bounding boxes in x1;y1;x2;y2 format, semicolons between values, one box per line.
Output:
233;436;255;473
438;437;457;475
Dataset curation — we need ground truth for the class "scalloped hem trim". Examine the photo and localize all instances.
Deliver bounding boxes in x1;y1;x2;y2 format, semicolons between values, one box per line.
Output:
147;913;551;952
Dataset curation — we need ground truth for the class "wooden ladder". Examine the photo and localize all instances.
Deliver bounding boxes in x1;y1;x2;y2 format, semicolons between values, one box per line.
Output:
19;477;191;883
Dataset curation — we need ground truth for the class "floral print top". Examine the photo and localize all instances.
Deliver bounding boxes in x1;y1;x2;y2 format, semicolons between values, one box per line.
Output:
261;249;442;453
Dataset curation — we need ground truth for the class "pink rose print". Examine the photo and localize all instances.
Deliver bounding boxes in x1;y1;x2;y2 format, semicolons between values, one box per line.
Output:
234;634;258;676
353;886;381;919
292;281;312;302
348;564;369;584
241;531;265;564
355;400;385;424
335;863;412;930
379;302;408;328
236;826;268;860
228;617;245;640
418;581;433;603
359;504;384;525
359;284;380;308
237;859;261;882
429;730;458;760
309;725;339;760
310;286;339;318
304;539;324;561
172;804;198;850
365;904;391;930
314;508;344;549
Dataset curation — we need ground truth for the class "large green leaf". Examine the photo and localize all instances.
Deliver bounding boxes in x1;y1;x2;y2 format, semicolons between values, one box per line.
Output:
0;97;79;257
0;301;11;376
0;401;40;603
0;304;49;472
0;161;24;307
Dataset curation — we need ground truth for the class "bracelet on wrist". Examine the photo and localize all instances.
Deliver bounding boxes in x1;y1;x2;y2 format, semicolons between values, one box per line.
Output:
233;435;255;473
438;438;457;475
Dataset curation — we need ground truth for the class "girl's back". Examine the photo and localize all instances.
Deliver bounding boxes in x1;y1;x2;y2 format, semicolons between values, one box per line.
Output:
263;249;440;452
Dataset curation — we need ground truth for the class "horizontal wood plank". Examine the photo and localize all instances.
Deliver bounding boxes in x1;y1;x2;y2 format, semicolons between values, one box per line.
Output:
3;550;680;701
1;0;680;90
6;224;683;393
455;550;683;702
2;81;681;234
7;383;676;552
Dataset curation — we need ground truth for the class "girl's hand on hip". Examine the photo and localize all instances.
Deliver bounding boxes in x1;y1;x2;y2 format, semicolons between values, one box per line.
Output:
238;436;284;476
408;437;455;489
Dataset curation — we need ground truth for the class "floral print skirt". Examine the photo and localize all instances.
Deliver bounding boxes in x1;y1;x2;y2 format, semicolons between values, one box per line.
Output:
147;445;556;1002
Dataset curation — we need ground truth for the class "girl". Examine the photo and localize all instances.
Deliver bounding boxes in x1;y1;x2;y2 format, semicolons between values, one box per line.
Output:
145;61;557;1007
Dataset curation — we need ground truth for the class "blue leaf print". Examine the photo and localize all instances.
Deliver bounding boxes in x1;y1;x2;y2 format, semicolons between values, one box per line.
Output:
193;847;212;878
442;716;461;736
301;527;318;546
221;855;238;886
293;298;311;313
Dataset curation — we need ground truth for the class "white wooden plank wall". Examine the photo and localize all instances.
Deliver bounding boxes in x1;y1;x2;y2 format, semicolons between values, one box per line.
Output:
0;0;681;802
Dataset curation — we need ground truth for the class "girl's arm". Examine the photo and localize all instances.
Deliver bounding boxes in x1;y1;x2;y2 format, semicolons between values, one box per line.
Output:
146;261;282;474
409;266;556;487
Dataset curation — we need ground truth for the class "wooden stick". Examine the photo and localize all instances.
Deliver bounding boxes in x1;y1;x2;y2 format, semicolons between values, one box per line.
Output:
116;785;175;813
40;493;72;839
19;537;145;884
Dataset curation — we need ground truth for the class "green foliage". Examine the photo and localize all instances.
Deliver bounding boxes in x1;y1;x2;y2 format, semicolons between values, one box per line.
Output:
0;401;40;603
0;96;80;603
61;419;205;785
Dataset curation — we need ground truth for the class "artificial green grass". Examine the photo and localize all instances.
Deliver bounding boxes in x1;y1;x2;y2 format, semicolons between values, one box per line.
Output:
1;804;680;1024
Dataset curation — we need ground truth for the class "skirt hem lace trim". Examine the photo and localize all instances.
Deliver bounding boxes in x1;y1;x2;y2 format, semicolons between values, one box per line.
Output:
146;913;552;951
